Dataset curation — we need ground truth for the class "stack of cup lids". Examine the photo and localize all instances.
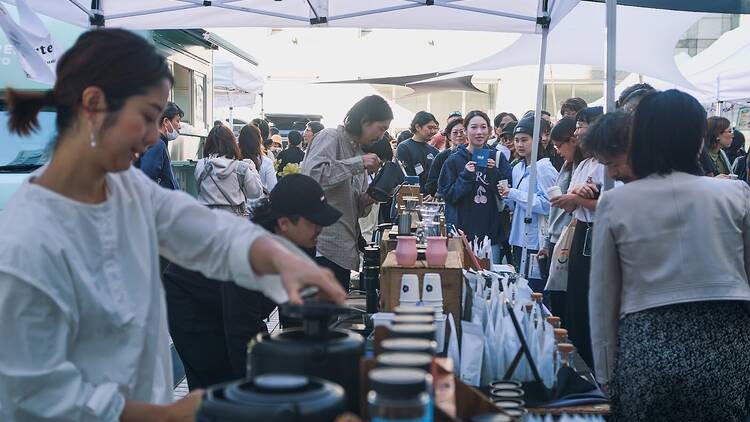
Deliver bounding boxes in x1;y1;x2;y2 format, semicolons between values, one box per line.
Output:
390;323;436;341
381;338;438;356
489;380;527;420
376;352;433;372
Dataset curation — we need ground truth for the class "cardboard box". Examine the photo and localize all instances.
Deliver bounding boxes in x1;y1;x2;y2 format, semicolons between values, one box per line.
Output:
380;251;463;322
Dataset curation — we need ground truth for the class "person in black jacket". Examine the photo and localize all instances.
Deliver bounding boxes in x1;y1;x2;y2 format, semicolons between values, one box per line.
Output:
425;118;467;197
396;111;440;193
438;111;512;264
275;130;306;177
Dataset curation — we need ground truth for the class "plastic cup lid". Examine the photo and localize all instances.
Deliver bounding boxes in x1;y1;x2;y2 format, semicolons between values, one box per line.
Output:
377;352;432;371
381;338;437;354
369;367;430;396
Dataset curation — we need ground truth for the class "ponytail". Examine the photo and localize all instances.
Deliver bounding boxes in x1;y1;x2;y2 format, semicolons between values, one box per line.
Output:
6;89;55;136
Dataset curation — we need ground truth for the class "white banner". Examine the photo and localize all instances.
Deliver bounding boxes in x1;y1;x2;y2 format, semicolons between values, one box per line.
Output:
0;1;57;85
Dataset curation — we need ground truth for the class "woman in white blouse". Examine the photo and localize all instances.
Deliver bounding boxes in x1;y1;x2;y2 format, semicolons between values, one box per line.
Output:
590;90;750;421
548;106;603;370
0;29;344;422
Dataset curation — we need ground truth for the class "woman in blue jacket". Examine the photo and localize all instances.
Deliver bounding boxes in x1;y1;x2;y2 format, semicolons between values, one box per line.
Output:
438;110;512;264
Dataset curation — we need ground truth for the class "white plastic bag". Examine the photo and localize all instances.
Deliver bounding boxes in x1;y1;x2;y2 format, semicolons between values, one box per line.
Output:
460;320;484;387
447;313;460;377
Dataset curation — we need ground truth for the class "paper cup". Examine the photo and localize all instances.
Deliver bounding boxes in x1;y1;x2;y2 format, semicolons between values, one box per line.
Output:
497;180;509;190
546;185;562;199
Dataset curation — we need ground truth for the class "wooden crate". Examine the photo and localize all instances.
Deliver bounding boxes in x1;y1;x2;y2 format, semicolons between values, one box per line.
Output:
396;185;422;210
379;251;463;320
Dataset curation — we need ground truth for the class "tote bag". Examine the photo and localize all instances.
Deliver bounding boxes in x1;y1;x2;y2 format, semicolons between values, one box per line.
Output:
544;219;576;291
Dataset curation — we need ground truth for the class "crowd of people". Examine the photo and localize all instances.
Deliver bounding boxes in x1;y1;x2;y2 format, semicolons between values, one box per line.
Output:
0;27;749;422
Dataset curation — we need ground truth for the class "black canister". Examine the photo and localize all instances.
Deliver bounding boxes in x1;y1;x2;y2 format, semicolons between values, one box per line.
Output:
197;374;346;422
381;338;437;356
249;301;364;412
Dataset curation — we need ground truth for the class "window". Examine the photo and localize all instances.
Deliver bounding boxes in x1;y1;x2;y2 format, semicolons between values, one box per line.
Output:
193;71;206;130
172;63;192;124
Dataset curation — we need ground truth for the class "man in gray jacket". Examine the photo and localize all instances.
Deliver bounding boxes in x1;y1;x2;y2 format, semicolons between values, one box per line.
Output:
302;95;393;290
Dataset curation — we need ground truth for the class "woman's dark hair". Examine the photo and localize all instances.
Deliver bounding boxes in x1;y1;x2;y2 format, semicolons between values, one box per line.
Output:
213;120;224;127
250;198;277;232
344;95;393;137
396;130;413;144
630;89;705;178
463;110;491;129
410;111;438;133
493;112;517;128
617;83;655;110
203;125;240;160
271;127;280;136
560;97;588;116
726;130;746;157
162;102;184;127
576;106;604;124
307;121;324;134
263;138;274;149
581;111;631;161
705;116;731;150
8;29;173;139
238;124;263;170
445;118;464;142
251;118;270;140
288;130;303;146
550;116;583;170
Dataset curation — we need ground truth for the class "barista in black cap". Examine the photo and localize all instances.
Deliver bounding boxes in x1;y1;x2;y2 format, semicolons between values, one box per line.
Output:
221;174;343;379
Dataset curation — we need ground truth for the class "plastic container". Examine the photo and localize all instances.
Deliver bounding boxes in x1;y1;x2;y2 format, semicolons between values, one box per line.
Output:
368;368;431;421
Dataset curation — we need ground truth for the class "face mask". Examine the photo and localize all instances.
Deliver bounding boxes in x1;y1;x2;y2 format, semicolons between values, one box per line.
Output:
165;121;179;141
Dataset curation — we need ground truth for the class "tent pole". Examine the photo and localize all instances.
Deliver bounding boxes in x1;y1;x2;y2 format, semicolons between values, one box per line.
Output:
89;0;104;28
602;0;616;190
519;13;549;280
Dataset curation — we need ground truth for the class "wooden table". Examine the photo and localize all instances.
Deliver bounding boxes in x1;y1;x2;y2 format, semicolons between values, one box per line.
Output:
379;250;463;321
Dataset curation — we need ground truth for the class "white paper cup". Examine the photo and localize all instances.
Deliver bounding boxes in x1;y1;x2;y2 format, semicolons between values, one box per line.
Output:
546;185;562;199
399;274;420;302
497;180;509;190
422;273;443;302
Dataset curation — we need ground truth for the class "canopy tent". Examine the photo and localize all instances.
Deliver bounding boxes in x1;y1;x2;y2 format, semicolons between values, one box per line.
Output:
213;56;264;109
586;0;750;14
453;2;704;90
2;0;577;33
213;55;264;129
318;72;485;96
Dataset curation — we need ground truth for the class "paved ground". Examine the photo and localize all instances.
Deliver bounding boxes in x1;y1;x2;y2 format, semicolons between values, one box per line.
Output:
172;307;281;400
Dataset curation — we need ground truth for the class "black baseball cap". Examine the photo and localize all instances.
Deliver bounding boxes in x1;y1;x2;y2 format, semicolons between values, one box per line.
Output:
513;116;535;136
501;121;517;136
270;174;342;226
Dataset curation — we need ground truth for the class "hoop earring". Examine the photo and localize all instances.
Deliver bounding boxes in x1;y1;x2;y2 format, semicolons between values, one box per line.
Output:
90;131;97;148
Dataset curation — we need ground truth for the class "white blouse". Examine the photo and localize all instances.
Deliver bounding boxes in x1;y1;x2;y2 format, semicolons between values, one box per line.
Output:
0;167;285;421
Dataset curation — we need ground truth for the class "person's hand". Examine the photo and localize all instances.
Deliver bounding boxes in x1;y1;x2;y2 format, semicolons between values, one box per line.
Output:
273;253;346;304
576;183;599;199
165;390;203;422
487;158;496;169
361;153;382;172
423;194;434;202
360;192;377;207
465;161;477;173
551;193;579;213
497;183;510;198
537;247;549;258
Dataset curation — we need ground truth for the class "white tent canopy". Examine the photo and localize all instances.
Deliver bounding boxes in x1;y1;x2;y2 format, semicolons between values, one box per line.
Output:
596;24;750;105
453;2;704;89
3;0;577;33
213;55;264;109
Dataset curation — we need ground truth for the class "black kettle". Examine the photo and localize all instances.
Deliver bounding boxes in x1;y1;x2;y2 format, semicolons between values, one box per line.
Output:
367;161;405;203
197;374;346;422
248;300;365;413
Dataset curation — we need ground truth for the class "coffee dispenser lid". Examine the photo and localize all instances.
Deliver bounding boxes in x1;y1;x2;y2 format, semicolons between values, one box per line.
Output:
381;338;437;355
369;368;429;397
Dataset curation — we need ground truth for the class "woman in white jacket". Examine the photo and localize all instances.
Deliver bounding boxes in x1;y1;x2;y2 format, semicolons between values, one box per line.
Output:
195;125;264;215
239;124;278;192
0;29;344;422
